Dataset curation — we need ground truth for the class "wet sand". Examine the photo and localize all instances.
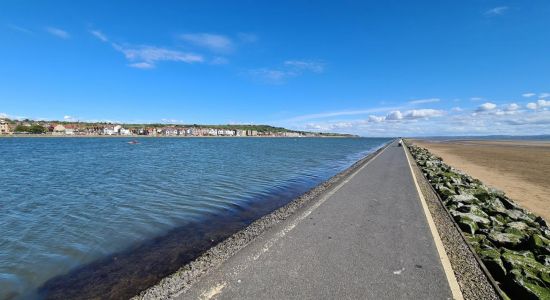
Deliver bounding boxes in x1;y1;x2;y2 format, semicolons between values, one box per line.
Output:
411;139;550;222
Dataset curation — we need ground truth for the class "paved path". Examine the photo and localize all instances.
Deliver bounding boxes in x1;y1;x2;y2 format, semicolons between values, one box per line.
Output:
178;141;454;300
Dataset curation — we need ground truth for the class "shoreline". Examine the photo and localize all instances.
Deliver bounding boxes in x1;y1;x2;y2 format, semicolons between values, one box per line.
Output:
0;134;357;138
132;141;392;299
411;139;550;222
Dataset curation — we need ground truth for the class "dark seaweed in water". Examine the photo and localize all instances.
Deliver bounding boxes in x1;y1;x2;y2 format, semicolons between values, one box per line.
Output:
38;179;313;299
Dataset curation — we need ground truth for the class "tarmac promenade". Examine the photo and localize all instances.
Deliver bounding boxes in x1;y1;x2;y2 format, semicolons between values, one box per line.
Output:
178;141;459;299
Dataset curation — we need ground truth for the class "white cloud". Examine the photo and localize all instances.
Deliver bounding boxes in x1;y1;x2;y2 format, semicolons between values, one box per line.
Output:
485;6;509;16
284;60;325;73
90;30;108;42
404;109;444;119
292;106;550;137
526;100;550;110
368;115;385;123
409;98;440;104
112;44;203;68
160;118;184;124
470;97;485;101
386;111;403;120
452;107;463;112
180;33;234;52
45;27;70;39
504;103;520;111
540;93;550;99
527;102;538;110
63;115;78;121
476;102;497;112
285;106;401;122
128;62;155;69
250;60;325;84
522;93;536;98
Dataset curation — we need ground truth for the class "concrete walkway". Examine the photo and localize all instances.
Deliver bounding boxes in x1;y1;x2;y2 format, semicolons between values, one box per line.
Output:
178;141;455;300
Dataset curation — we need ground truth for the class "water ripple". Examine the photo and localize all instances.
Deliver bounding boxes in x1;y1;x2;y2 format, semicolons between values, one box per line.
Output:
0;137;389;299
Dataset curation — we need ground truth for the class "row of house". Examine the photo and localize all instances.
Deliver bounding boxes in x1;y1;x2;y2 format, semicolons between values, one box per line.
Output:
0;120;309;137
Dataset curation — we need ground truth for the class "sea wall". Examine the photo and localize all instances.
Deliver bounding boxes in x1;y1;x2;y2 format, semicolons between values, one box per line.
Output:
407;143;550;300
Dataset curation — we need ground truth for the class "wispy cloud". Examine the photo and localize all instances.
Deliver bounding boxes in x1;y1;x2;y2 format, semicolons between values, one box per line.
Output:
237;32;258;43
284;106;403;122
408;98;440;105
250;60;325;84
128;62;155;69
63;115;78;121
8;24;32;34
112;43;203;69
485;6;509;16
522;92;536;98
210;56;229;65
284;60;325;73
45;26;70;39
90;30;108;42
540;93;550;99
180;33;234;53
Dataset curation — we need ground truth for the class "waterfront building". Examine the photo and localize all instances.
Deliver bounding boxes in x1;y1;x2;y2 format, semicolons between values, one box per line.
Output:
120;128;131;135
0;119;10;134
52;124;66;135
64;125;77;135
103;126;116;135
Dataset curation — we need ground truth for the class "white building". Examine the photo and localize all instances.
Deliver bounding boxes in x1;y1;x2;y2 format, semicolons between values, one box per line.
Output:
0;119;10;134
103;126;116;135
120;128;131;135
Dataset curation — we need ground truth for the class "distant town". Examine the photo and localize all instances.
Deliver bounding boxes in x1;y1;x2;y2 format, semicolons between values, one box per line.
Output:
0;118;355;137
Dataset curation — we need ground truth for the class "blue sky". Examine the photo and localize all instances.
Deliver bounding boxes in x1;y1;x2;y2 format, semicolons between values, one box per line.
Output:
1;0;550;136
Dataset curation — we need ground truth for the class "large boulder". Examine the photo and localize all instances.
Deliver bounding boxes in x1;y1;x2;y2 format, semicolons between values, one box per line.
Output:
529;234;550;256
446;193;478;205
501;249;550;299
488;230;526;248
452;211;491;235
479;248;507;282
482;198;508;215
506;268;550;300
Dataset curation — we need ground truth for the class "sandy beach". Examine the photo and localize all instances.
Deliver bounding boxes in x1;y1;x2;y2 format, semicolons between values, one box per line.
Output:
411;139;550;222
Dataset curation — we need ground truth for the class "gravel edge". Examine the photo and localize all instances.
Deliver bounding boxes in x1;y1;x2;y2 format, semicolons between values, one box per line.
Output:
132;142;391;300
404;144;501;300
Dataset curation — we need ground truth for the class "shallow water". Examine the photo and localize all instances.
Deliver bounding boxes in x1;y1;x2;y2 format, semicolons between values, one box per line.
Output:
0;137;389;299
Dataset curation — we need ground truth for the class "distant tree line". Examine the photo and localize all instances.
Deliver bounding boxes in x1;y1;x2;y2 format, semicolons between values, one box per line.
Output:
14;124;47;134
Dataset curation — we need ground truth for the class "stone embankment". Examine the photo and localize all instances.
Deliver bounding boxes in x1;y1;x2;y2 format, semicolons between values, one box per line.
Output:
408;144;550;300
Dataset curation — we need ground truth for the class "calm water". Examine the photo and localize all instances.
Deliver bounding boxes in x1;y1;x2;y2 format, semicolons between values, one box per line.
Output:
0;137;389;299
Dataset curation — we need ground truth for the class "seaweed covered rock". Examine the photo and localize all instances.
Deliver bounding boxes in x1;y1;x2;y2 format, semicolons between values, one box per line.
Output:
488;230;526;248
407;143;550;299
502;249;550;299
479;248;507;281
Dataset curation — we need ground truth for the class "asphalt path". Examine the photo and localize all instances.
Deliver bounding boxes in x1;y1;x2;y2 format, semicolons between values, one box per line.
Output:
178;141;454;300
